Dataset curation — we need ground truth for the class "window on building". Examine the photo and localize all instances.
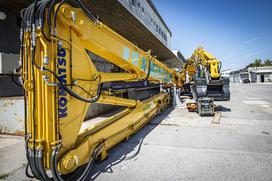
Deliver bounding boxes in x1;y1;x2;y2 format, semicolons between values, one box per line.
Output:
131;0;135;6
142;7;144;13
138;2;140;8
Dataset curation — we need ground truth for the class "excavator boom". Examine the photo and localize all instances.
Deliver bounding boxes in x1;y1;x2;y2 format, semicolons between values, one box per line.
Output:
21;1;180;180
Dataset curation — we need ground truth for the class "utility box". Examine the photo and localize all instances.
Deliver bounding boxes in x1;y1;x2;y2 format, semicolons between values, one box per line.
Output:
0;52;20;74
197;97;214;116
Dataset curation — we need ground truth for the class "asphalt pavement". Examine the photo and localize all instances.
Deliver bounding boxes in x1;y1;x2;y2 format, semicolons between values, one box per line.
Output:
1;83;272;181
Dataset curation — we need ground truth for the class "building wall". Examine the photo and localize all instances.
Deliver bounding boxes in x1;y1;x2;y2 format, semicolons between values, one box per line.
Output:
230;73;241;83
256;73;272;83
248;66;272;83
250;72;257;82
0;7;22;97
248;66;272;72
230;71;272;83
221;69;232;78
0;97;24;135
0;53;20;74
0;7;20;54
0;75;23;97
119;0;171;48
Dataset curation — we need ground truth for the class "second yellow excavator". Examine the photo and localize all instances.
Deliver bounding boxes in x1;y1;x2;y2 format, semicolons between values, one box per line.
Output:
181;47;230;101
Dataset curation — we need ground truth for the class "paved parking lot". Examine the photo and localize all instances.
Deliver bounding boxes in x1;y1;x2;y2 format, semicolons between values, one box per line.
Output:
1;83;272;180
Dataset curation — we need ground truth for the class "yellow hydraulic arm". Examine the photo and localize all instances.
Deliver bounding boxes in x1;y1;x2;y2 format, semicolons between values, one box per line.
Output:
183;47;222;82
21;1;180;180
180;47;230;101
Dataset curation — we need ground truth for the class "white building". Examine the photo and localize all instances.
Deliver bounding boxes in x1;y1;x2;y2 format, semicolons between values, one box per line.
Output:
248;66;272;83
229;68;248;83
230;66;272;83
221;69;232;78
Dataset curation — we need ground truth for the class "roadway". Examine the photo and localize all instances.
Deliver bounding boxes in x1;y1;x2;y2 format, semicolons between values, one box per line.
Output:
1;83;272;180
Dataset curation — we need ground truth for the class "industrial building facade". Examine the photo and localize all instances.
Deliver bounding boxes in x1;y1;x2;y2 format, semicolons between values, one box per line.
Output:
0;0;184;98
230;66;272;83
0;4;23;97
119;0;172;48
248;66;272;83
84;0;184;67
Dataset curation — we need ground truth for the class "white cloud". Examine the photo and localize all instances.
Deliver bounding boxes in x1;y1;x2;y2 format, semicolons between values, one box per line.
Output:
224;55;233;59
241;49;270;58
244;37;260;44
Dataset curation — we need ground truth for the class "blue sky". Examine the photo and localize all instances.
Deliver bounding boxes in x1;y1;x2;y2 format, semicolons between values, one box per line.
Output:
153;0;272;70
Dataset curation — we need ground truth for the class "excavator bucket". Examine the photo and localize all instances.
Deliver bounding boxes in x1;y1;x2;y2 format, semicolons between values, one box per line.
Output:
207;78;230;101
191;78;230;101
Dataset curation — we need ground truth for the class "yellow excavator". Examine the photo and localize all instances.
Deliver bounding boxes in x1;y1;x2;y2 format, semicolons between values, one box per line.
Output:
181;47;230;101
20;1;183;180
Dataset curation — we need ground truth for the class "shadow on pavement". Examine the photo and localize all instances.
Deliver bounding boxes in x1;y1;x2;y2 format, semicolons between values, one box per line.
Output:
215;105;231;112
65;106;174;181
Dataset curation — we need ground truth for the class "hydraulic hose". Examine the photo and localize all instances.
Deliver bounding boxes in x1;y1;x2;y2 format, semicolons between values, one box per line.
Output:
219;61;222;73
29;42;102;103
44;66;103;103
11;71;22;86
51;143;103;181
144;56;151;82
25;0;102;104
24;136;35;178
36;149;51;180
48;0;98;34
20;12;35;179
29;1;45;179
53;0;67;32
38;0;50;20
47;0;60;32
77;0;98;22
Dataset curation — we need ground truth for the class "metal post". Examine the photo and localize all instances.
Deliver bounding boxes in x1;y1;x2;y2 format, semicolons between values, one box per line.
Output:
160;81;163;92
186;71;189;83
173;84;176;107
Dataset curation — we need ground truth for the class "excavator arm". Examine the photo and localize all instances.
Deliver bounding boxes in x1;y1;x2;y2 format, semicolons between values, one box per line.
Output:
21;1;180;180
181;47;230;101
184;47;221;81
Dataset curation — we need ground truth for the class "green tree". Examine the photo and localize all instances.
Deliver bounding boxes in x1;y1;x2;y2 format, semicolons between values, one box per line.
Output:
263;59;272;66
247;59;261;67
246;59;272;68
254;59;262;67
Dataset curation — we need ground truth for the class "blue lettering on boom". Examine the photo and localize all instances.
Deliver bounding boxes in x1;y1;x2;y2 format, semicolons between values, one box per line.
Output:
57;48;67;118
